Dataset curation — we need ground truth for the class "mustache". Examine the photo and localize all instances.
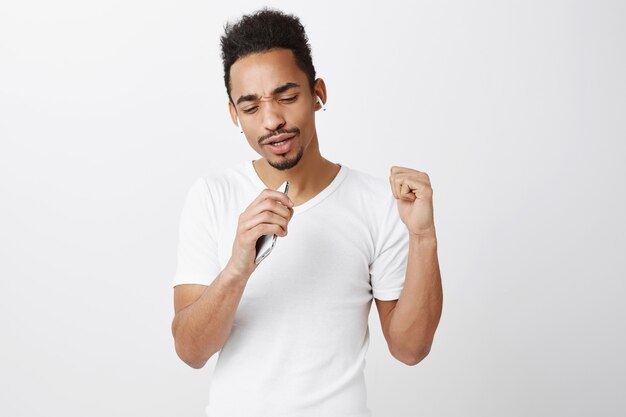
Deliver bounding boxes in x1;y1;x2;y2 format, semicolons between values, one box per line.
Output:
258;127;299;145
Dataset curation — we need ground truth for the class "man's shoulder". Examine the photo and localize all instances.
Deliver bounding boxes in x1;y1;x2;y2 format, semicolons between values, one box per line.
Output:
192;161;250;191
336;165;396;224
341;164;390;196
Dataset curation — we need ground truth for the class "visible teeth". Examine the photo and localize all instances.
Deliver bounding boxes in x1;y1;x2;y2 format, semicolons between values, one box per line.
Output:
271;140;286;145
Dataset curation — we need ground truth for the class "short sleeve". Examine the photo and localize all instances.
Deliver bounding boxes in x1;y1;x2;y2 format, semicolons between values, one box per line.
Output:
369;194;409;300
172;177;222;287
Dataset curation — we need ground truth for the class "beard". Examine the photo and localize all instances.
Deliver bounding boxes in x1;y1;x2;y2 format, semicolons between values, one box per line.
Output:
267;145;304;171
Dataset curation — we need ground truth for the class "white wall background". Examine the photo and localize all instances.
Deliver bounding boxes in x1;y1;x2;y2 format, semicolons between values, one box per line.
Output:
1;1;625;416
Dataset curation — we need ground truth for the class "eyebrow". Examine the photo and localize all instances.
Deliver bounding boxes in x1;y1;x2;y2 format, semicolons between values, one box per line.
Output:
235;82;301;106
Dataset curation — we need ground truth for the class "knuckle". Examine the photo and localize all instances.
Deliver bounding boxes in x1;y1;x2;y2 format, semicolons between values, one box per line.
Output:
271;199;282;209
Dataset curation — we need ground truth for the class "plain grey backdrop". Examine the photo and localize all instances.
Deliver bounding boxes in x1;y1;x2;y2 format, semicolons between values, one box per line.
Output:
1;0;625;416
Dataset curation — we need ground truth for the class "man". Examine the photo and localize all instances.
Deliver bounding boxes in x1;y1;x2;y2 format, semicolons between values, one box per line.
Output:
171;7;442;416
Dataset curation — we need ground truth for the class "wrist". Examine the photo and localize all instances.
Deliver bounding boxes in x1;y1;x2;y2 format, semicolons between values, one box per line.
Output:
409;226;437;245
224;260;252;283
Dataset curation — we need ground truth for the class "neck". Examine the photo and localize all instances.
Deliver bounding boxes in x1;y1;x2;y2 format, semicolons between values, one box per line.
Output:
252;134;340;204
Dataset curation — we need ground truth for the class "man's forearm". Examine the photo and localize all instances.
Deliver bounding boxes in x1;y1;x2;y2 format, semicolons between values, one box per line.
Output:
172;265;250;369
389;231;442;364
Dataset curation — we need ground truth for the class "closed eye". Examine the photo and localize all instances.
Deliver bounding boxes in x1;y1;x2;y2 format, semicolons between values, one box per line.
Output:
241;95;298;114
279;95;297;103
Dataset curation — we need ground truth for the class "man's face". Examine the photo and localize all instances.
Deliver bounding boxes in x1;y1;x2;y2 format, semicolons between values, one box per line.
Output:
228;48;323;171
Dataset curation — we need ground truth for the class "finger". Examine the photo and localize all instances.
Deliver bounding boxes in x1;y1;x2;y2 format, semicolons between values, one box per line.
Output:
248;189;294;209
391;166;431;187
243;211;289;234
250;223;286;240
400;181;416;201
391;165;421;176
391;172;417;199
248;198;293;221
389;175;399;199
399;176;429;200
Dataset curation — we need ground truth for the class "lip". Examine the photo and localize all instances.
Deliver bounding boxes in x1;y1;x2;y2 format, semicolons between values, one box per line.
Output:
262;133;296;146
264;134;296;155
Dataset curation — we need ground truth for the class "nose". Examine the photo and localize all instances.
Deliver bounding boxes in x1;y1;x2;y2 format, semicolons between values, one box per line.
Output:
260;100;286;132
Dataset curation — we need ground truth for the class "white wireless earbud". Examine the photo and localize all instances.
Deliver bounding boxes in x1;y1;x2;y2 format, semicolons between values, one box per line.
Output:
236;116;242;133
317;95;326;111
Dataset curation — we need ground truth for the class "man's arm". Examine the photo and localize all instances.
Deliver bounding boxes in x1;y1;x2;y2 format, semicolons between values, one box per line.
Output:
377;166;442;365
376;231;442;366
171;263;250;369
171;188;294;369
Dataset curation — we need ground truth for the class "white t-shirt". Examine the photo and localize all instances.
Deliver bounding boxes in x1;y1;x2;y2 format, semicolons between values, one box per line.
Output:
173;160;409;417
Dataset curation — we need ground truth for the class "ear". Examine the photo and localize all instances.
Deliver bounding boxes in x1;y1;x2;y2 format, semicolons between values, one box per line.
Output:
313;78;327;110
228;101;240;128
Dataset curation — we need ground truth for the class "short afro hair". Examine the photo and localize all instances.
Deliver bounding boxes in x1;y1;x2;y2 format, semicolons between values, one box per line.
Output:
220;7;317;105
